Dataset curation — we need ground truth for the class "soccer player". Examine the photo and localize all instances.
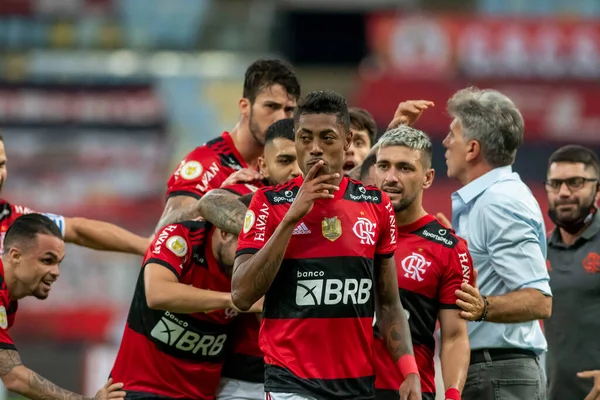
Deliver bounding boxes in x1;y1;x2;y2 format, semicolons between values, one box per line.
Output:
343;107;377;173
0;213;126;400
156;59;300;229
110;204;262;400
371;127;473;400
0;136;149;256
232;90;421;400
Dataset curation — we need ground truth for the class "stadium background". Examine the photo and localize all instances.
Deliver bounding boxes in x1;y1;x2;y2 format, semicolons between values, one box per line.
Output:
0;0;598;398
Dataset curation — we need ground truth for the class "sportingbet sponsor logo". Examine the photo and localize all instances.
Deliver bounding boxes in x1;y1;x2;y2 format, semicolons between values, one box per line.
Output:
153;225;178;254
272;190;295;204
150;311;227;356
195;161;220;192
295;271;372;306
458;252;471;283
422;229;454;246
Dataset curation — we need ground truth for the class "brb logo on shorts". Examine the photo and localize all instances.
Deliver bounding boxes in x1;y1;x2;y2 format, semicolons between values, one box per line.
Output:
295;271;372;306
150;311;227;357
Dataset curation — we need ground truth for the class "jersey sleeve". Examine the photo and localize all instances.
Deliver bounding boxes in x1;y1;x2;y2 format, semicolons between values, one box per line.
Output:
0;294;15;350
11;204;66;236
375;195;398;258
143;224;193;279
166;147;218;200
235;190;275;258
439;240;475;308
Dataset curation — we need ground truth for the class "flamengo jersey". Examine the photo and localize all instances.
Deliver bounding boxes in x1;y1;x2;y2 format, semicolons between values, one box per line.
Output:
373;214;474;398
0;259;18;350
111;221;237;400
220;182;265;384
0;200;66;255
236;176;397;399
167;132;248;200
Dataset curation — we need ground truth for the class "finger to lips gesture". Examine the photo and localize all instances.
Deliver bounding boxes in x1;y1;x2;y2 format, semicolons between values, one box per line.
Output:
455;269;485;321
286;160;339;223
387;100;435;130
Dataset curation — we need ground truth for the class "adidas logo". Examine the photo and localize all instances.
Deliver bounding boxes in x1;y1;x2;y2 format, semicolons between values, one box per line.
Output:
293;222;311;235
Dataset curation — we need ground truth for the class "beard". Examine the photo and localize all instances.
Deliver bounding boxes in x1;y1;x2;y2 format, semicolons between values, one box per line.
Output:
548;196;597;234
248;109;265;146
216;243;234;277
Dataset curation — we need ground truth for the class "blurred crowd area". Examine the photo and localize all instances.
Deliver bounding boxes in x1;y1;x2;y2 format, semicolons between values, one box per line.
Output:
0;0;598;396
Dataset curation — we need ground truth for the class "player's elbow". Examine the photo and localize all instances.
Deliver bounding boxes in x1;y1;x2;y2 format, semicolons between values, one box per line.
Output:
2;367;29;394
145;289;169;310
536;295;552;319
231;289;252;312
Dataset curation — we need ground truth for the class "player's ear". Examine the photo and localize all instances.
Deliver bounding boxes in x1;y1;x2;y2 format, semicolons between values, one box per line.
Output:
344;129;353;152
7;246;22;266
239;97;251;119
258;156;268;177
423;168;435;189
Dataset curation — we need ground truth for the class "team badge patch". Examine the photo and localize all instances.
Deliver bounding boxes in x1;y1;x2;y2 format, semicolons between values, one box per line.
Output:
321;216;342;242
166;236;188;257
180;161;203;180
0;306;7;329
243;210;256;234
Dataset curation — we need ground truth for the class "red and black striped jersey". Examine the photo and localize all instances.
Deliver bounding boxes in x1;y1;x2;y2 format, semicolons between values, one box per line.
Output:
236;176;397;399
166;132;248;200
0;259;18;350
0;199;66;255
111;221;237;400
374;214;474;397
220;182;265;384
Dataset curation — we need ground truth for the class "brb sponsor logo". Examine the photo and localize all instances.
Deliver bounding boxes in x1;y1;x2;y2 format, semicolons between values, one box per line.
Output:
150;311;227;356
295;270;372;306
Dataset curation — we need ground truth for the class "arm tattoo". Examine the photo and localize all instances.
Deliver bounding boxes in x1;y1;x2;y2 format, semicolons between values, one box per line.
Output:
0;350;88;400
375;257;414;361
155;196;199;232
252;253;284;294
0;349;23;377
197;190;249;235
28;371;87;400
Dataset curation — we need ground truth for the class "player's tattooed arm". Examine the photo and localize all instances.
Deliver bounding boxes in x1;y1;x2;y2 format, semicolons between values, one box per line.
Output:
155;195;200;233
0;349;89;400
196;189;253;235
374;256;415;361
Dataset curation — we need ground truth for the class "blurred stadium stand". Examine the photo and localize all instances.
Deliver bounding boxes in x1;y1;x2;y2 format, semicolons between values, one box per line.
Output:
0;0;597;398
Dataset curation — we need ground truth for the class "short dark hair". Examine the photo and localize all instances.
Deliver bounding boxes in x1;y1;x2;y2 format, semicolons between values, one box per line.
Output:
265;118;294;144
238;193;253;208
349;107;377;146
243;59;300;104
548;145;600;177
4;214;63;250
359;153;378;181
293;90;350;131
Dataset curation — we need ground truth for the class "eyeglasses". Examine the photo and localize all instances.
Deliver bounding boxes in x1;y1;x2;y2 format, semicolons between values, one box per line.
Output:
544;177;598;192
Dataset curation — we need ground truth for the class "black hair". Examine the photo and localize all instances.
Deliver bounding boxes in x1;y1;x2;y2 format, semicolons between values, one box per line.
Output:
265;118;294;144
359;153;378;181
243;59;301;104
293;90;350;131
4;214;63;250
548;145;600;178
349;107;377;146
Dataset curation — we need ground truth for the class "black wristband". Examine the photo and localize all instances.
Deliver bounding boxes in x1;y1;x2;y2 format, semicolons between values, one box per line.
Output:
476;295;489;322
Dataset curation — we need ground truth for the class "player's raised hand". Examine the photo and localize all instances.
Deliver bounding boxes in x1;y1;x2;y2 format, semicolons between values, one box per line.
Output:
399;373;422;400
577;370;600;400
93;378;126;400
285;160;339;223
221;168;262;188
387;100;434;131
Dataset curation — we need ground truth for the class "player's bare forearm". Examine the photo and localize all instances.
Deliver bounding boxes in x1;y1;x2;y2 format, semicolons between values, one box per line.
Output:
145;263;233;313
65;217;150;256
232;217;296;311
374;256;414;361
0;350;88;400
155;195;200;233
486;288;552;323
196;189;249;235
439;309;470;392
